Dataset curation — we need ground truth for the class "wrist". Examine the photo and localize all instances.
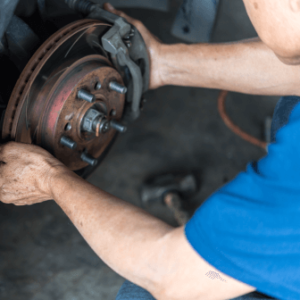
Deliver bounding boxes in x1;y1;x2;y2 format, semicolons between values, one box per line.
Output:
155;43;188;87
153;42;167;88
48;165;77;201
148;41;165;89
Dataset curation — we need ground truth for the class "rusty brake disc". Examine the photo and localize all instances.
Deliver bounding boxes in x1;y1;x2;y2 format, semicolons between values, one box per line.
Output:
3;19;126;171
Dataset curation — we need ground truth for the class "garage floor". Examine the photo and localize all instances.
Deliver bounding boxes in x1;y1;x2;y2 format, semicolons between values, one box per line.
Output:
0;1;279;299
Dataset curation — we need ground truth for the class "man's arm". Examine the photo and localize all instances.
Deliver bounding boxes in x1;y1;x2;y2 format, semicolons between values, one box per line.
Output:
103;4;300;96
158;39;300;96
0;142;254;300
51;171;255;300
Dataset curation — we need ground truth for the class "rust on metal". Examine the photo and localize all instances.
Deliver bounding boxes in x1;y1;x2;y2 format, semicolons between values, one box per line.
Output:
3;20;125;170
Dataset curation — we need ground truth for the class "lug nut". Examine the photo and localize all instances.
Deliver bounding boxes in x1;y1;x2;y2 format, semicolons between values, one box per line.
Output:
81;153;98;166
60;136;77;149
109;81;127;94
77;89;95;103
110;120;127;133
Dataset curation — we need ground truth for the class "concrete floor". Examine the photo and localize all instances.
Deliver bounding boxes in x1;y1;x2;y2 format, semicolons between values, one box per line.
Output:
0;1;279;299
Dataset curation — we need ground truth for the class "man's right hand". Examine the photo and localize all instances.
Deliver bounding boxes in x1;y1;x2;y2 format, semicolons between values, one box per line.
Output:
103;3;164;89
0;142;69;206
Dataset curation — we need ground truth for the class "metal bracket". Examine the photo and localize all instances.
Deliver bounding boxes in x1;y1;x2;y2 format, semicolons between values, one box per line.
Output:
88;7;150;122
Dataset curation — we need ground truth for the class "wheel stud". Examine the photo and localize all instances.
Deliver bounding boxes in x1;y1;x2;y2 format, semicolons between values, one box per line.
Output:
77;89;95;103
110;120;127;133
81;153;98;166
60;136;77;149
109;81;127;94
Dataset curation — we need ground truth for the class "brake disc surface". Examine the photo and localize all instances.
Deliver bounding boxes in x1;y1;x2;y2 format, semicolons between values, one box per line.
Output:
3;19;125;171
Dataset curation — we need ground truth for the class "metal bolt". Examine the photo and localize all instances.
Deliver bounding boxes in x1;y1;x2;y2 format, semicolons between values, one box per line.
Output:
109;82;127;94
60;136;77;149
95;82;101;90
110;120;127;133
77;89;95;103
82;108;101;133
81;152;98;166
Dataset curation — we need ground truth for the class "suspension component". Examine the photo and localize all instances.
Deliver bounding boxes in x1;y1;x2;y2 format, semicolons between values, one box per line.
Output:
2;4;151;176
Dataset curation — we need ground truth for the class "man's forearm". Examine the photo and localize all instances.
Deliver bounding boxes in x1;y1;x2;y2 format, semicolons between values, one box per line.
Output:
50;170;255;300
158;39;300;96
51;171;173;294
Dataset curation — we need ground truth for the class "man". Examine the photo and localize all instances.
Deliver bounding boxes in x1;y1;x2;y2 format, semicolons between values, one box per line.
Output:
1;0;300;299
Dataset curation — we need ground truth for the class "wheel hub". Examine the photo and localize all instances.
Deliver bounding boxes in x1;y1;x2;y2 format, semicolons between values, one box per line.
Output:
3;20;126;171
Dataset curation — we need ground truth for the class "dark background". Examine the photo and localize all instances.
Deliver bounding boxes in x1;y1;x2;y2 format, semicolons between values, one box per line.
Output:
0;1;279;299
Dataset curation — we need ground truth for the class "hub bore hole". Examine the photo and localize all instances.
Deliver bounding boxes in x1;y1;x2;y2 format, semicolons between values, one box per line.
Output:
65;123;72;131
95;82;101;90
110;109;117;117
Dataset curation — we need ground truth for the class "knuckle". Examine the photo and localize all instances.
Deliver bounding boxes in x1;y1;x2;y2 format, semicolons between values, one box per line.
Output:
5;141;15;148
2;141;15;154
0;196;9;204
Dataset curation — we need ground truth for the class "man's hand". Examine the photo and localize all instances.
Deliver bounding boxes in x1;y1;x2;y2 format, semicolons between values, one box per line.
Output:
103;3;163;89
0;142;67;206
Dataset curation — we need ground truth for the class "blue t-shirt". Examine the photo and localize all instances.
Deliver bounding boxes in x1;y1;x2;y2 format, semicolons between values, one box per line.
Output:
185;96;300;300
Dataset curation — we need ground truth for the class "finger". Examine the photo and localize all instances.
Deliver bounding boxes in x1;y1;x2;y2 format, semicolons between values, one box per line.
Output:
103;3;115;12
103;3;135;24
13;197;51;206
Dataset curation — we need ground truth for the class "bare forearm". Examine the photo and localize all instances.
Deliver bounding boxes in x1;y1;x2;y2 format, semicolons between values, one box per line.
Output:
51;172;172;293
159;39;300;96
0;138;256;299
50;171;254;300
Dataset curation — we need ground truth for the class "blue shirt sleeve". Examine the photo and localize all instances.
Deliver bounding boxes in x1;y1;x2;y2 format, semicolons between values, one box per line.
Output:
185;101;300;300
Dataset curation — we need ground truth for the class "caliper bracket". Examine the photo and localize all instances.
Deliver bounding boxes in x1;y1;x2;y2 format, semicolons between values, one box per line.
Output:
88;7;150;122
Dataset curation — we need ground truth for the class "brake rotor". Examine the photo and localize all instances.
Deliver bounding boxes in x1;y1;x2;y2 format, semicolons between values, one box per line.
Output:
3;19;125;171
